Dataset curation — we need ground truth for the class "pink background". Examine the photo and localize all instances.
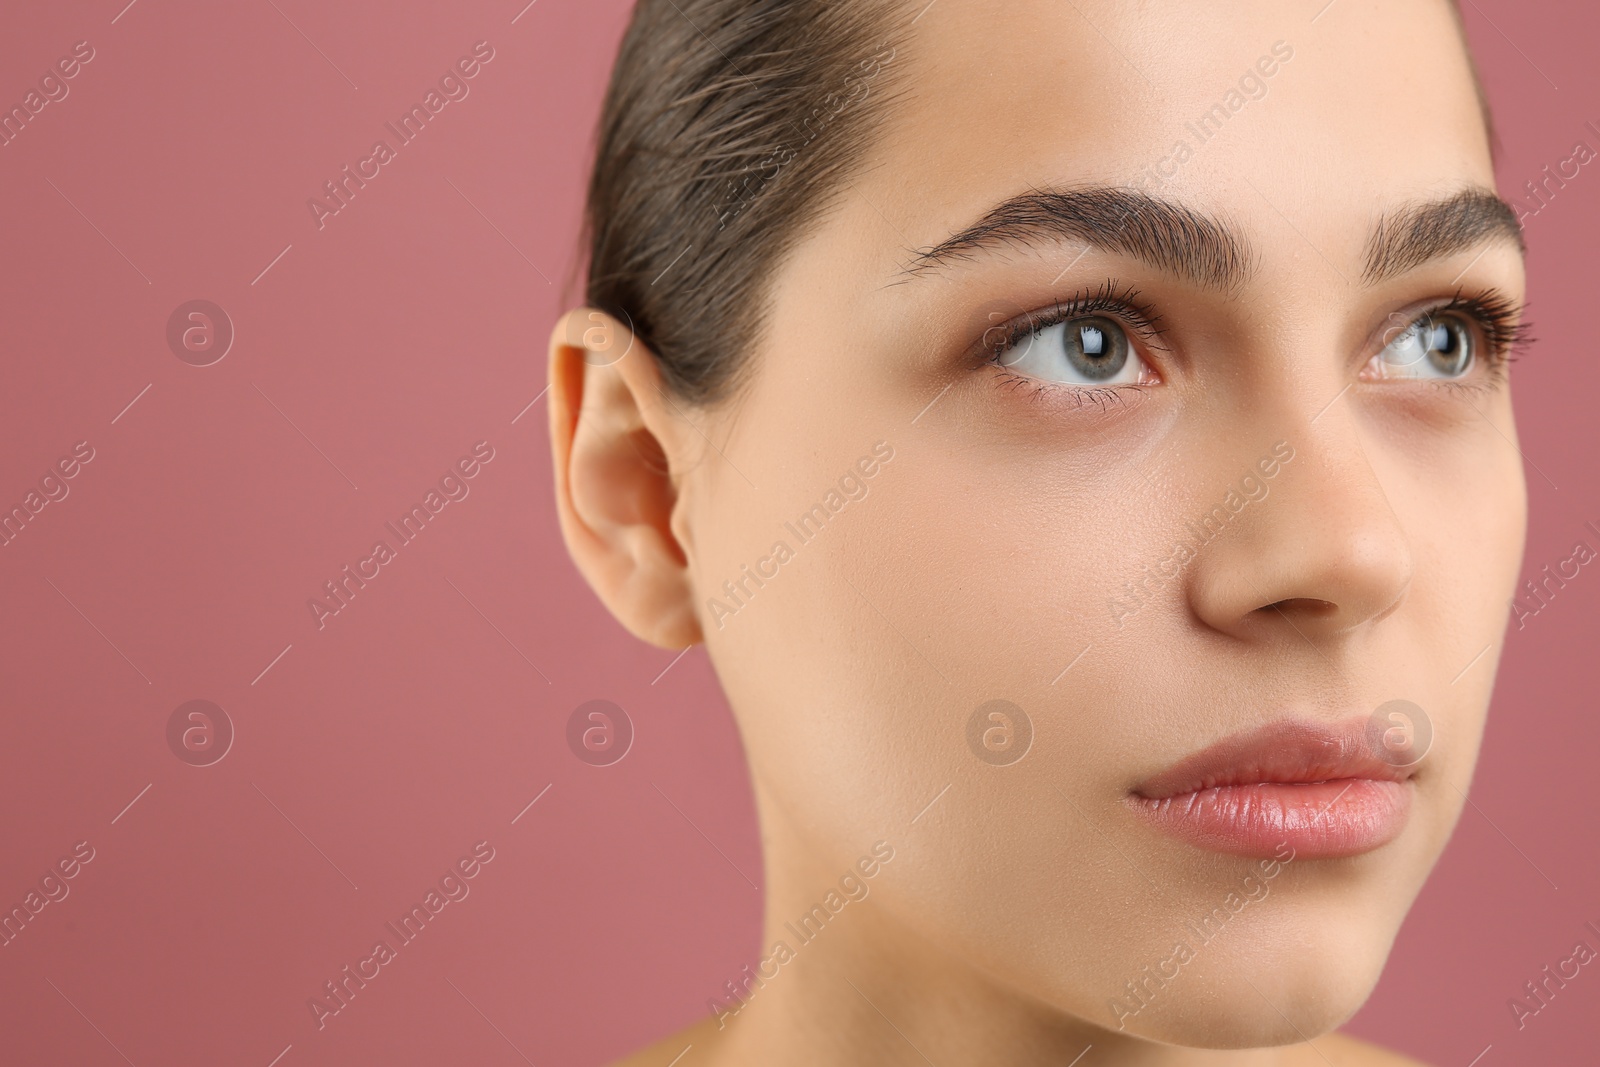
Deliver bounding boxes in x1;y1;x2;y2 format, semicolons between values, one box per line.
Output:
0;1;1594;1063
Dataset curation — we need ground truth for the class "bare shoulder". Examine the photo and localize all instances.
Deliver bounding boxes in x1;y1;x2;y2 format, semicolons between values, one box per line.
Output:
604;1019;1428;1067
1308;1030;1436;1066
606;1015;724;1067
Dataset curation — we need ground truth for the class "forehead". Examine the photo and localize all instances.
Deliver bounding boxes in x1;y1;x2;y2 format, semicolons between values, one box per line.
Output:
842;0;1490;268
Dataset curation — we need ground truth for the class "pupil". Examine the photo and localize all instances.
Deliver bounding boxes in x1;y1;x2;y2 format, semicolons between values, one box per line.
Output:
1080;326;1106;358
1424;316;1471;375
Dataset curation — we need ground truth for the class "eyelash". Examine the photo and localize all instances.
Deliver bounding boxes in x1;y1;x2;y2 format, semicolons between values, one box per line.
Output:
976;282;1533;404
977;280;1165;408
1422;288;1533;375
980;279;1167;356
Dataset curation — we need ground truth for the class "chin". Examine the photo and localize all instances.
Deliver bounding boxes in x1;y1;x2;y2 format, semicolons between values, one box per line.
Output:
1112;977;1368;1049
1034;890;1409;1048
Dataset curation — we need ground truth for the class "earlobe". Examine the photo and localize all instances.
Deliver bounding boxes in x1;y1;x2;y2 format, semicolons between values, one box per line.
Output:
547;308;703;650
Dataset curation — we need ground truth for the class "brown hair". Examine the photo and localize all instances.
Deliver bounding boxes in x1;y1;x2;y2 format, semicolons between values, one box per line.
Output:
582;0;908;408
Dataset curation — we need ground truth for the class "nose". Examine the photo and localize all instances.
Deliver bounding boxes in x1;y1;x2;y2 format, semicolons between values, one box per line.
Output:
1184;418;1415;644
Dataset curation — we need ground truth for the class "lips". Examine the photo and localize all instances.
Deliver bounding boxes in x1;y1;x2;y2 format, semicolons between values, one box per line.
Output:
1126;717;1417;859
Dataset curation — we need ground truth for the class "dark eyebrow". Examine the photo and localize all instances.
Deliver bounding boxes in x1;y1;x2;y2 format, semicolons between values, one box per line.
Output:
899;186;1254;292
901;185;1527;293
1362;188;1525;285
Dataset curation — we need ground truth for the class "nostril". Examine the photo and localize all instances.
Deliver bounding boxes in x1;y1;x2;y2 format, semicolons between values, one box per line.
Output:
1262;597;1338;617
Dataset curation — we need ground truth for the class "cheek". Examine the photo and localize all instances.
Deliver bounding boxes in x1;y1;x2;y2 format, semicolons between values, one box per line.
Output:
701;461;1136;988
712;446;1122;738
1361;408;1524;836
1389;410;1525;655
700;437;1150;901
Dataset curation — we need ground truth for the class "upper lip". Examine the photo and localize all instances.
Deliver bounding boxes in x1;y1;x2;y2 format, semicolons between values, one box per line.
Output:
1131;716;1416;800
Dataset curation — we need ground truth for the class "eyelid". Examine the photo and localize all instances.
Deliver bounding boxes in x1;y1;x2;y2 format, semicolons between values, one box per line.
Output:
972;279;1168;368
1370;288;1528;366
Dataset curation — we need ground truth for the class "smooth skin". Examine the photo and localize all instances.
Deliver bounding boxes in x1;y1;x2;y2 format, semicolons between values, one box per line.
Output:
549;0;1526;1063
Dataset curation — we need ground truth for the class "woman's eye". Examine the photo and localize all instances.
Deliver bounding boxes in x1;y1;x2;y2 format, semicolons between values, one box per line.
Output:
1368;311;1475;380
995;314;1150;386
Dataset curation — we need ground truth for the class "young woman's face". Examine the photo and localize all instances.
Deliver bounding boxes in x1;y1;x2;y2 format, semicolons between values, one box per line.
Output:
640;0;1525;1045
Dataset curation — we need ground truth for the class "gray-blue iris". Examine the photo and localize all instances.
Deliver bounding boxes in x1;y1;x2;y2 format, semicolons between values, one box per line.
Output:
1422;315;1472;375
1065;316;1127;381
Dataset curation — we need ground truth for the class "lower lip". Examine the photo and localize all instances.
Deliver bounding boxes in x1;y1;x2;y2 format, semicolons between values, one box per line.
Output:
1128;779;1412;859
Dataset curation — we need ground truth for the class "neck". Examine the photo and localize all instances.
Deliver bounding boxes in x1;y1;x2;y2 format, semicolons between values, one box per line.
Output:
696;776;1325;1067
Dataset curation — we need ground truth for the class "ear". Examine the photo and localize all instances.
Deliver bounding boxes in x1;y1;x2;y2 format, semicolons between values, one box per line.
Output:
547;308;704;649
